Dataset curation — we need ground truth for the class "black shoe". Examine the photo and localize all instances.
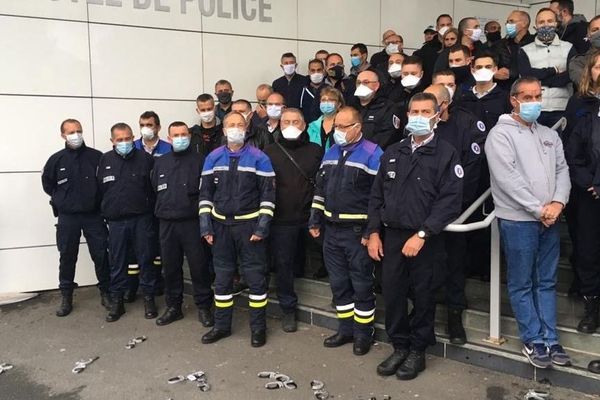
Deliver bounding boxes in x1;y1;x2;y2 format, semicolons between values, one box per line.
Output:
281;312;297;333
156;307;183;326
323;333;353;348
448;308;467;345
143;296;158;319
198;307;214;328
353;337;372;356
56;294;73;317
123;290;137;303
396;350;426;380
100;292;111;311
312;266;328;279
251;330;266;347
589;359;600;374
201;328;231;344
106;295;125;322
377;348;410;376
577;296;599;333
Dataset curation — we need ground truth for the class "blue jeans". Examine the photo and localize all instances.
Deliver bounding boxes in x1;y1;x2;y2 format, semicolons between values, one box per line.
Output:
499;219;560;346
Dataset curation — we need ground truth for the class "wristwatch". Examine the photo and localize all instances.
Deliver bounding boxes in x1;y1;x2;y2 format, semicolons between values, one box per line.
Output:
417;230;428;240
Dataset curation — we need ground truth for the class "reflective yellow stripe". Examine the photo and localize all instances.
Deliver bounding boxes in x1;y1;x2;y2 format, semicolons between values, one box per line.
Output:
258;209;274;217
324;210;332;217
354;315;375;324
337;310;354;319
128;270;140;275
249;299;268;308
211;209;226;220
153;260;162;266
215;300;234;308
339;213;368;220
311;203;325;210
199;207;212;214
234;211;259;220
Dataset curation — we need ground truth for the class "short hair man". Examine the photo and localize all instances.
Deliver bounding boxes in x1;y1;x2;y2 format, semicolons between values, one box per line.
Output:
272;52;309;109
215;79;234;121
189;93;223;156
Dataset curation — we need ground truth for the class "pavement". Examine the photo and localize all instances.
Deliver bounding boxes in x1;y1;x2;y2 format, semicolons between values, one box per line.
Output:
0;287;597;400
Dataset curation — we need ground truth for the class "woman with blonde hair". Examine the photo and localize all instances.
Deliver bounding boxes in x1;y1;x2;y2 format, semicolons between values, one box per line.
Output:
307;87;345;151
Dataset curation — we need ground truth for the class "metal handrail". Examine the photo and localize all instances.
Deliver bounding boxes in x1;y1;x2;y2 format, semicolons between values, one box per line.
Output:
446;188;492;227
445;211;496;233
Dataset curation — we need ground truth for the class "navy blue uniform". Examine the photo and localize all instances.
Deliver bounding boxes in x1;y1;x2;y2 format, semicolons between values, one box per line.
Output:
199;144;275;332
42;143;110;295
367;135;463;351
272;73;310;109
97;147;158;297
460;84;511;133
299;82;329;124
152;147;213;310
358;94;403;149
309;138;383;339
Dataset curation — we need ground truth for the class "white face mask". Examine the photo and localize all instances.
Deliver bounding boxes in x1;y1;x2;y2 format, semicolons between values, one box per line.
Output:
438;26;450;36
200;110;215;123
354;84;374;100
401;74;421;89
66;132;83;149
388;63;402;78
468;28;483;42
281;125;303;140
449;63;464;68
385;43;400;55
267;105;283;120
445;85;456;100
225;127;245;145
140;126;155;141
310;72;324;84
282;64;296;75
472;68;495;82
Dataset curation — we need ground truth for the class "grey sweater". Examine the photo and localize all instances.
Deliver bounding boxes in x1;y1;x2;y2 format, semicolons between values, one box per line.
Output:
485;114;571;221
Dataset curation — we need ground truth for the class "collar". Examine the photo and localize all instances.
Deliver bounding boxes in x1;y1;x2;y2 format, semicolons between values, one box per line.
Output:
473;82;497;98
267;120;279;132
535;35;561;47
410;133;435;152
341;136;364;152
142;138;159;154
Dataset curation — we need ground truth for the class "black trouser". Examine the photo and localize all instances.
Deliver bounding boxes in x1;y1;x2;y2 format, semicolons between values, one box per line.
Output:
323;222;375;339
445;232;467;310
56;212;110;294
159;218;213;309
107;213;158;296
270;224;306;314
574;187;600;296
126;218;163;293
564;187;581;292
382;228;445;352
212;220;268;332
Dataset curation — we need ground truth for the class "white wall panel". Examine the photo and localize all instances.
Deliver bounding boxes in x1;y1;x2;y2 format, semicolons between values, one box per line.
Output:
454;0;526;29
0;96;93;173
89;24;203;100
0;0;87;21
0;16;91;96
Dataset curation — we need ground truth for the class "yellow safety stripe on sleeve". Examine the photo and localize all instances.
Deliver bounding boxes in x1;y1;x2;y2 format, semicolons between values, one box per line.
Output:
153;260;162;266
211;209;226;220
324;210;333;217
199;207;212;215
339;213;368;220
248;299;268;308
337;310;354;319
354;314;375;324
258;209;274;217
311;203;325;211
127;270;140;275
234;211;260;220
215;300;234;308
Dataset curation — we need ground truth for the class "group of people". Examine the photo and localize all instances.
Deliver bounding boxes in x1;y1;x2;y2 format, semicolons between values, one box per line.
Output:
41;0;600;380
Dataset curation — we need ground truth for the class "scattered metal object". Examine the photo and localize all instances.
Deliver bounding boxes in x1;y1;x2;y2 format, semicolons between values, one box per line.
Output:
257;371;278;379
167;375;186;384
273;373;290;382
72;357;99;374
186;371;206;382
197;382;211;392
258;370;297;390
383;396;391;400
125;335;147;350
311;380;324;391
525;389;550;400
265;381;284;390
0;363;14;375
314;389;330;400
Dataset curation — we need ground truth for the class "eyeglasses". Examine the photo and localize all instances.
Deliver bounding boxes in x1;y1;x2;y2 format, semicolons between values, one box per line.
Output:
356;80;378;86
333;122;358;130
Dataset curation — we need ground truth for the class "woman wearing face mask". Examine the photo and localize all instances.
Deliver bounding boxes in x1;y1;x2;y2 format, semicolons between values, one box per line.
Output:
441;28;459;52
434;17;485;73
307;87;345;151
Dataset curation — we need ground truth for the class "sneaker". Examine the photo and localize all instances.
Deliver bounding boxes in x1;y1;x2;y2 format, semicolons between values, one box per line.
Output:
549;344;571;366
522;343;552;369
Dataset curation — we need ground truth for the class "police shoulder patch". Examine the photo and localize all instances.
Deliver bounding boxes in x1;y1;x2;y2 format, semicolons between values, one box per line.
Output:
477;121;486;132
393;115;401;129
454;164;464;178
471;142;481;155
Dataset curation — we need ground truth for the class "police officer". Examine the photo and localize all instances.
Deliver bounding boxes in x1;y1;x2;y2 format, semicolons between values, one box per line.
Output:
368;92;463;380
299;59;329;124
126;111;171;303
395;56;428;116
199;111;275;347
42;119;111;317
272;52;309;109
231;99;273;150
354;70;403;149
190;94;224;156
424;84;485;344
97;123;158;322
324;53;358;108
152;121;214;327
309;106;383;356
264;108;323;332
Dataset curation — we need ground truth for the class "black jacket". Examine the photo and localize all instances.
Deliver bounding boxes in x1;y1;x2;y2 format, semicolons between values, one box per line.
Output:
247;122;275;150
566;103;600;194
263;132;323;225
367;135;463;236
558;15;590;55
152;147;205;220
370;49;389;72
190;123;223;157
564;94;600;142
434;41;485;73
299;82;329;124
414;38;443;87
325;76;358;108
272;73;310;109
492;33;535;90
97;148;155;220
42;143;103;215
394;79;429;118
460;84;511;132
358;93;403;149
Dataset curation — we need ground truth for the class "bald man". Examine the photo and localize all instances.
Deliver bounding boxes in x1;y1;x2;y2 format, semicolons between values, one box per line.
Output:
370;29;397;68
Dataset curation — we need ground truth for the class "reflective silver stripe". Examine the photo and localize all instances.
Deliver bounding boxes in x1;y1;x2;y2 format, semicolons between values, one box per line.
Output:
199;200;214;207
237;166;256;173
201;169;214;176
354;308;376;317
336;303;355;311
214;166;229;172
260;201;275;209
322;160;338;167
345;161;378;175
256;170;276;177
215;294;233;301
249;293;268;301
313;196;325;202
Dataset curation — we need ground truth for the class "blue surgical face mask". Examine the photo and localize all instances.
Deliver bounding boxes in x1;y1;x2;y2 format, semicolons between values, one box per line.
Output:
406;114;436;136
506;23;517;38
172;136;190;152
350;56;362;68
115;141;134;156
333;129;348;146
320;101;336;115
516;100;542;123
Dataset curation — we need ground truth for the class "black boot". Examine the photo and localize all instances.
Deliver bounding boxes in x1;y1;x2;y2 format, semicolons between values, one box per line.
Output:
156;306;183;326
377;348;410;376
123;289;137;303
448;308;467;345
323;333;353;348
143;296;158;319
198;307;214;328
56;293;73;317
577;296;599;333
251;330;267;347
396;350;426;380
201;328;231;344
106;294;125;322
100;292;111;311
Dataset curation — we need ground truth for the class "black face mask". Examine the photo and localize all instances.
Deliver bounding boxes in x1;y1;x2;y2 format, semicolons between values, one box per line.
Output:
450;65;471;84
486;31;502;43
328;65;345;80
216;92;232;104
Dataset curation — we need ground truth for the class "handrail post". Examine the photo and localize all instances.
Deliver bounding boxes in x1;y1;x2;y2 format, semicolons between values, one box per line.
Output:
484;218;506;345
